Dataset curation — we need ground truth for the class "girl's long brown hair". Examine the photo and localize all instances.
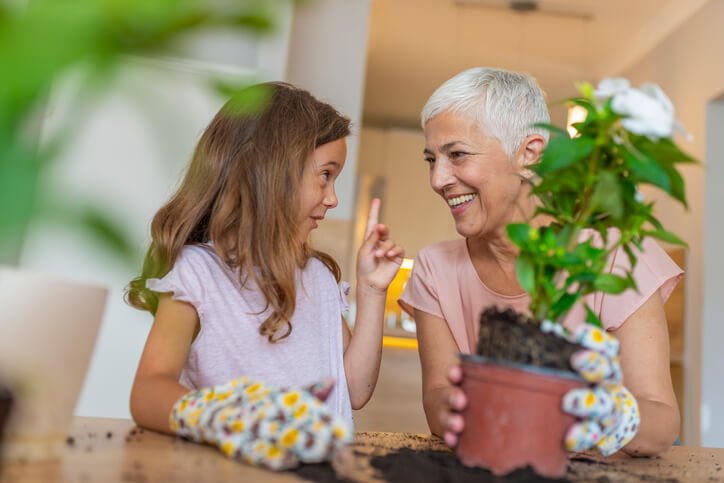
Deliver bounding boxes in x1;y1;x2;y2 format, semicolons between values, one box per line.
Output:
125;82;351;342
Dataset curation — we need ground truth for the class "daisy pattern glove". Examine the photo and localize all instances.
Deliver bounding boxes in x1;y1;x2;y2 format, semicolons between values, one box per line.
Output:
541;320;640;456
168;377;352;470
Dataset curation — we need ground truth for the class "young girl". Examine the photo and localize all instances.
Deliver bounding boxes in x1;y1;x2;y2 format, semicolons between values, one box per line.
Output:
125;82;403;468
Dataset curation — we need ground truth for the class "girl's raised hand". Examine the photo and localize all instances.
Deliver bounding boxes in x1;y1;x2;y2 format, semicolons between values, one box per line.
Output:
356;198;404;293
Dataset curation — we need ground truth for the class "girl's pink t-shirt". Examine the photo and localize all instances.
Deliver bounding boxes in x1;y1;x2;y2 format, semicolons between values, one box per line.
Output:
398;234;684;354
147;244;353;427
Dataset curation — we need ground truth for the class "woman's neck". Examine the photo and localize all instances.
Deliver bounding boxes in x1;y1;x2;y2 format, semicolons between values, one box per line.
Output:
465;207;553;297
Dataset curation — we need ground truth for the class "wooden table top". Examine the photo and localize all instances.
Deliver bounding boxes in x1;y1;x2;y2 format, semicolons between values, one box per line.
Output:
1;417;722;482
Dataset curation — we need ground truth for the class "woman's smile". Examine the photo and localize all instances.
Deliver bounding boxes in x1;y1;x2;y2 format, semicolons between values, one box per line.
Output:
446;193;477;215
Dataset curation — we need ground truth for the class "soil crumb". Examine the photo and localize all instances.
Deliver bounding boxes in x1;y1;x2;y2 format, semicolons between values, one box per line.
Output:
370;448;568;482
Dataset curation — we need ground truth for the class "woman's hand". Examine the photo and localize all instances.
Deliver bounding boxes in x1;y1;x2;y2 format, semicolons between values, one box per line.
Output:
356;198;404;293
415;309;469;447
437;365;468;447
542;320;641;456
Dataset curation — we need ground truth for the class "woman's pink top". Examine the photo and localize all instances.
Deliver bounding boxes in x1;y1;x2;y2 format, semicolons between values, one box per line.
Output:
399;234;683;354
146;244;353;427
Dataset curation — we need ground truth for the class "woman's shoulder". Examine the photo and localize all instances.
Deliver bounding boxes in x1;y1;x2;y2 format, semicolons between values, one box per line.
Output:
416;238;467;264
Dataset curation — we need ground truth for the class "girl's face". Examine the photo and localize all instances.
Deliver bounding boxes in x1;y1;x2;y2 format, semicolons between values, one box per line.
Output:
297;138;347;243
423;110;528;240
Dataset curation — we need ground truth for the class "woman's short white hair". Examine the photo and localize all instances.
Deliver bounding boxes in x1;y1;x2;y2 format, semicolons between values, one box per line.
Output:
421;67;550;159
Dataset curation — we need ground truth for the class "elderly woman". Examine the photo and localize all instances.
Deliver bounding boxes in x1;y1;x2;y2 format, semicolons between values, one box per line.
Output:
398;68;683;457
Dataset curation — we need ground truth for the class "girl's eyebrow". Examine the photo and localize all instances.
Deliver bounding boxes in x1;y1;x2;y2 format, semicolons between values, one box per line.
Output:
320;160;342;168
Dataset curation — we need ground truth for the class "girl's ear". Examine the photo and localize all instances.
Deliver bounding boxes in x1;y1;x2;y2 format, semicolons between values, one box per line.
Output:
516;134;546;179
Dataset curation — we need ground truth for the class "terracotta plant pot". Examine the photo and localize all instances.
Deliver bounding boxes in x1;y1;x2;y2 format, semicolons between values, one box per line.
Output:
456;354;588;478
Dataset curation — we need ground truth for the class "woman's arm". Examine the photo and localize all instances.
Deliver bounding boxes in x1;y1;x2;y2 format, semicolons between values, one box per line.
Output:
129;294;198;434
415;308;467;446
612;288;680;456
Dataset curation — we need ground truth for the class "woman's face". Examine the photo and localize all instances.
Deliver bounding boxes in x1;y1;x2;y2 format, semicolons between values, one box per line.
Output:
297;138;347;243
424;110;527;240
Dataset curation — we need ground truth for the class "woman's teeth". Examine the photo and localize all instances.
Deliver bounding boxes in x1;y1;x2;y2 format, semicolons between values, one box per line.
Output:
447;194;476;208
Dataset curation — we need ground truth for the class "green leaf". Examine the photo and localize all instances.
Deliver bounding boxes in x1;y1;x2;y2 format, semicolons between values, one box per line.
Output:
623;244;638;269
637;137;696;165
588;171;624;219
622;147;671;193
643;229;688;247
532;122;569;138
225;83;274;117
551;292;579;316
583;303;603;328
535;136;596;176
516;253;536;294
506;223;531;247
659;160;688;208
593;273;634;294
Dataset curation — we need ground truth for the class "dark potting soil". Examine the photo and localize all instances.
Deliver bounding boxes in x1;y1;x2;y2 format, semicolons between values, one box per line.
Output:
369;448;569;482
293;463;354;483
476;307;582;372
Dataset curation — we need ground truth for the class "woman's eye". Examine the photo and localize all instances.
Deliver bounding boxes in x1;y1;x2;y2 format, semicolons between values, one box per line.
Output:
321;171;330;180
424;157;435;165
451;151;467;159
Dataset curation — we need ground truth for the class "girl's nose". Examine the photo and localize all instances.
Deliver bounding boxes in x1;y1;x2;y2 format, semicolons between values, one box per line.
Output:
324;187;338;208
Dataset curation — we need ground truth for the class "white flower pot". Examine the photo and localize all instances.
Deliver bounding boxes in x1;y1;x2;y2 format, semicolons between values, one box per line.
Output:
0;267;107;462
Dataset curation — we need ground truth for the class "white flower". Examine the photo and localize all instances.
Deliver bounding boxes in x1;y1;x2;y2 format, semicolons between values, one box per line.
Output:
610;86;675;140
594;78;630;99
634;188;646;203
594;78;691;141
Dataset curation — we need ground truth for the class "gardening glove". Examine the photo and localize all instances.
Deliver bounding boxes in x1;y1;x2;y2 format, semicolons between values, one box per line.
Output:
541;320;640;456
169;376;352;470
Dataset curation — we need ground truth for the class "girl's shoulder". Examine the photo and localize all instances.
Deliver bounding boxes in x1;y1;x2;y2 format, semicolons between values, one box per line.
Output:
173;244;227;276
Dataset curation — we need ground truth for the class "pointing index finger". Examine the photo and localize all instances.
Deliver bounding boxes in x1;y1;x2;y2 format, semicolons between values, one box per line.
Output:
364;198;381;239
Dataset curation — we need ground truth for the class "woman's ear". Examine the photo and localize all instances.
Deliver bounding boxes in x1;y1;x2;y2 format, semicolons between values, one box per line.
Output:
516;134;546;179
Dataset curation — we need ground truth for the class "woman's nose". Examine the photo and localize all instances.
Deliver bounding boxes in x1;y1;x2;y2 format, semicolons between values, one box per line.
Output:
430;158;456;192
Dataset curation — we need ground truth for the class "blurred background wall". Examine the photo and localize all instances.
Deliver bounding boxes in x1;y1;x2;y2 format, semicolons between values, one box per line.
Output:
16;0;724;447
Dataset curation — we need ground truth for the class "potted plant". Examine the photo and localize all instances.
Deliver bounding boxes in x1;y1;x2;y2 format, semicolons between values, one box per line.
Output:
455;78;694;477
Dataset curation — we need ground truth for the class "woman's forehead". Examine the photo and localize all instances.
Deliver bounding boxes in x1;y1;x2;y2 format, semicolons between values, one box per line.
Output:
424;111;488;149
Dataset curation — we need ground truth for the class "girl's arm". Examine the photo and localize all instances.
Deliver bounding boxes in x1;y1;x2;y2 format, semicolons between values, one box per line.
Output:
129;294;198;434
415;308;466;445
342;199;403;410
613;288;680;456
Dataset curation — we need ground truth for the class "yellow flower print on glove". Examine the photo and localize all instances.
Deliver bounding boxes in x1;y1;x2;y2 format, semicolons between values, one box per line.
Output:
168;377;351;470
541;320;640;456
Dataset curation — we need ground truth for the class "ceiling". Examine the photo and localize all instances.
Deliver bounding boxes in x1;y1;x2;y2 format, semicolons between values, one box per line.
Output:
362;0;711;128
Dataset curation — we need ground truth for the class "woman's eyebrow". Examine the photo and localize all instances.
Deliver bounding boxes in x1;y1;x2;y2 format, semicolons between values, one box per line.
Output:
424;141;468;155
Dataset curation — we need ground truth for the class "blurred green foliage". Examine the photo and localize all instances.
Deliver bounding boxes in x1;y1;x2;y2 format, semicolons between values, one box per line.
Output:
508;83;694;327
0;0;291;266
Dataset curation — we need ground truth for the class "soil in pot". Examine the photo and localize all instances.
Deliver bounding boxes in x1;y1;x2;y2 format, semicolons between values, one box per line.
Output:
476;307;583;371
